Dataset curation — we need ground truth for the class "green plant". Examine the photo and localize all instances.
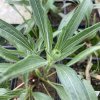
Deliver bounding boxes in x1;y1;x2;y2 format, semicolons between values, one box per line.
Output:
0;0;100;100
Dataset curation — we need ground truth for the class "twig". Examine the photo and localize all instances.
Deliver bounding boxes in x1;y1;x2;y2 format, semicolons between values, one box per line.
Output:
42;83;51;97
47;71;57;78
91;74;100;80
13;82;24;90
85;56;93;83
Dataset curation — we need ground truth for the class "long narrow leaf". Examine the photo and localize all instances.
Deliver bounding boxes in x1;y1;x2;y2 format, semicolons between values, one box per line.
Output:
83;80;97;100
47;81;71;100
29;0;53;53
0;55;48;83
56;0;93;49
59;44;84;61
58;9;75;30
0;19;32;51
61;22;100;51
0;46;19;62
0;63;12;73
52;22;100;61
6;0;29;5
33;92;53;100
0;88;24;100
45;0;58;13
67;46;100;67
55;65;98;100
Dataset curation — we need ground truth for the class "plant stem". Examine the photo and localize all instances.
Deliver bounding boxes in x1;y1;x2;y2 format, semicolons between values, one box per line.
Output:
47;71;57;78
91;74;100;80
85;55;92;83
13;82;24;90
42;83;51;97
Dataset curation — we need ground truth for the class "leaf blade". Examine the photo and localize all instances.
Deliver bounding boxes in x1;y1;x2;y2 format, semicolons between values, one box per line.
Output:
0;46;19;62
33;92;53;100
47;81;71;100
83;80;97;100
67;46;100;67
61;22;100;51
29;0;53;53
56;0;93;49
0;19;32;51
55;65;98;100
0;55;48;83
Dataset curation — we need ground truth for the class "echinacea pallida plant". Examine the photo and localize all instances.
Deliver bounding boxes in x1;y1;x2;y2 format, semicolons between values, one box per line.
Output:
0;0;100;100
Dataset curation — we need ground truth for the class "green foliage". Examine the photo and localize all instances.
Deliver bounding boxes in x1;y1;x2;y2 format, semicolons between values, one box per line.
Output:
0;19;33;51
30;0;53;53
55;65;97;100
33;92;53;100
0;0;100;100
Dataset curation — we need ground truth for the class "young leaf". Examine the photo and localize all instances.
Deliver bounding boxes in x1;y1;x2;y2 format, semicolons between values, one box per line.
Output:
59;44;84;61
61;22;100;51
85;0;93;26
0;19;32;51
0;55;48;83
67;46;100;67
33;92;53;100
44;0;58;13
56;0;92;49
52;22;100;61
16;18;35;35
29;0;53;53
58;9;75;30
55;65;98;100
51;44;84;62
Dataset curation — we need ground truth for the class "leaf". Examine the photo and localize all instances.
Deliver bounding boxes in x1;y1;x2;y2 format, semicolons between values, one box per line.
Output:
58;9;75;30
52;22;100;61
94;4;100;9
51;44;84;62
76;0;93;26
6;0;29;5
0;55;48;83
0;19;32;51
16;18;35;35
82;80;97;100
6;48;25;57
33;92;53;100
55;65;98;100
17;19;35;50
0;46;19;62
0;63;12;73
0;88;7;95
85;1;93;26
0;88;24;100
35;38;44;52
47;81;71;100
59;44;84;61
44;0;58;13
18;93;26;100
53;30;62;38
61;22;100;51
29;0;53;53
62;3;72;9
67;46;100;67
56;0;92;49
